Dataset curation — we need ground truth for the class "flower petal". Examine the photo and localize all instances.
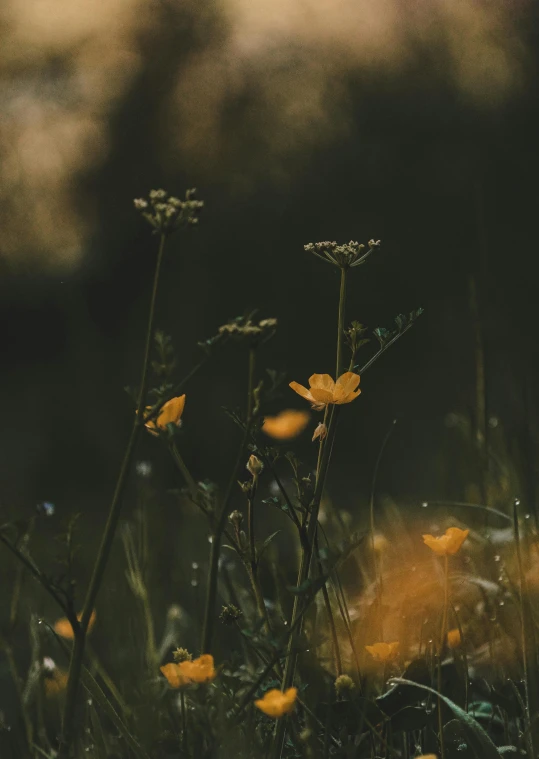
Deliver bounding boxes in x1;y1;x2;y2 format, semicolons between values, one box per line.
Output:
335;372;360;395
308;374;335;393
289;382;315;403
262;410;310;440
309;388;334;404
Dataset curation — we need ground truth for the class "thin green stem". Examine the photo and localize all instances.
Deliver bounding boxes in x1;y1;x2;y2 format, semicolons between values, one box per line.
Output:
437;555;448;759
369;420;396;641
273;268;347;759
58;232;167;759
336;267;347;378
200;347;256;653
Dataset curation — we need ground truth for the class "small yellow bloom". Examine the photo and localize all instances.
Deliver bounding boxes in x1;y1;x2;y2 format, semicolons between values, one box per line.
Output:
365;641;399;663
422;527;469;556
262;409;310;440
289;372;360;411
416;756;438;759
53;610;96;640
447;628;462;649
255;687;297;717
160;654;217;689
144;395;186;436
44;669;69;697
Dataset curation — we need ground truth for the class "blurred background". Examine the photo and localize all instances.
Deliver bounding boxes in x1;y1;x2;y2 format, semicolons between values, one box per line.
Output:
0;0;538;560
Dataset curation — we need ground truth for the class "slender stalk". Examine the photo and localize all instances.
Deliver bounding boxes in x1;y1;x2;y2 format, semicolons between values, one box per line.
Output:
273;267;348;758
336;267;347;377
369;420;396;641
437;555;448;759
200;347;256;653
57;232;167;759
513;498;538;757
315;535;342;675
247;482;271;631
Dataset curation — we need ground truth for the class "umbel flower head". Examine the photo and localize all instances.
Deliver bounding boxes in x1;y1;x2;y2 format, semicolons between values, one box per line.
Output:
365;641;399;663
54;610;96;640
290;372;360;411
423;527;469;556
160;654;216;689
305;239;380;269
255;687;298;718
133;188;203;234
262;409;310;440
144;395;186;436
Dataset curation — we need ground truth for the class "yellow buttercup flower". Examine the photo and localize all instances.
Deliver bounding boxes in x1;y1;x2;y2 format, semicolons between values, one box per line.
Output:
54;610;96;640
255;687;297;717
365;641;399;663
289;372;361;411
447;628;462;649
422;527;469;556
160;654;216;689
44;668;69;697
262;409;310;440
144;395;186;436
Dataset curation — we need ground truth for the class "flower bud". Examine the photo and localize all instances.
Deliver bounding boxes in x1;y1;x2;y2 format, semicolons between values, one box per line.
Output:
334;674;355;697
246;454;264;477
312;422;328;442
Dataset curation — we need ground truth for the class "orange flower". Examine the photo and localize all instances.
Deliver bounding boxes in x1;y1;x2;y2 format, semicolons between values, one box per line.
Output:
144;395;186;436
44;669;69;697
255;687;297;717
422;527;469;556
54;610;96;640
447;628;462;649
289;372;360;411
262;409;310;440
416;756;437;759
365;641;399;663
160;654;216;689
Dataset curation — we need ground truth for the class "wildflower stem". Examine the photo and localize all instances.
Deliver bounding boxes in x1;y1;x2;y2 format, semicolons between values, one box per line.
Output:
369;420;396;641
200;347;256;653
437;554;449;759
336;267;347;378
273;269;347;759
58;232;167;759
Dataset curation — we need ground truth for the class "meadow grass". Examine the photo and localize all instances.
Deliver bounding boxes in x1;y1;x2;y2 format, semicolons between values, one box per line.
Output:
0;189;536;759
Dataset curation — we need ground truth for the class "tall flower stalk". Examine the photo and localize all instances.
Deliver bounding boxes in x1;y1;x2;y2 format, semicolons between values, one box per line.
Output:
272;239;378;758
58;189;202;758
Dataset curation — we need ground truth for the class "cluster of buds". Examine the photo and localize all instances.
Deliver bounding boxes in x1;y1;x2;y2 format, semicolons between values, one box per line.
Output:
172;647;192;663
334;674;355;697
304;239;380;269
219;604;243;625
218;316;277;344
133;188;203;234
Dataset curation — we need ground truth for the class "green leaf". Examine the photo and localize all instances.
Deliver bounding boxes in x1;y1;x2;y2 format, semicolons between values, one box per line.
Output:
389;706;432;732
257;530;281;560
389;678;503;759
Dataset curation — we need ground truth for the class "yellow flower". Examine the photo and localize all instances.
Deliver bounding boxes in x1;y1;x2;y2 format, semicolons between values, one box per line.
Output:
289;372;360;411
144;395;186;436
255;687;298;717
416;756;438;759
44;669;69;697
160;654;216;689
447;628;462;649
422;527;469;556
262;409;310;440
365;641;399;663
54;610;96;640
